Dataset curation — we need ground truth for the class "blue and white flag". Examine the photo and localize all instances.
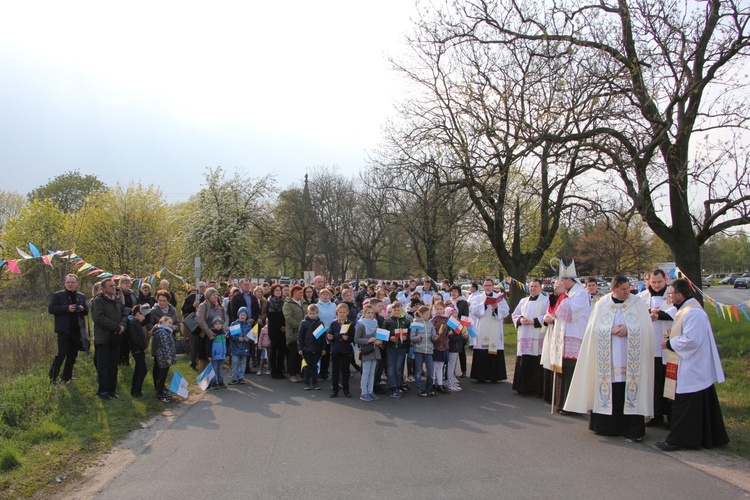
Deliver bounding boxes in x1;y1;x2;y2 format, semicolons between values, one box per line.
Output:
197;363;216;391
168;370;189;398
446;316;461;332
375;328;389;341
313;324;326;339
410;322;424;331
466;325;478;339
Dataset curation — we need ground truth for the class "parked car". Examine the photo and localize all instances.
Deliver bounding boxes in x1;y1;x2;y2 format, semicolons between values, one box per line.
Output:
733;278;749;289
720;274;740;285
701;276;712;288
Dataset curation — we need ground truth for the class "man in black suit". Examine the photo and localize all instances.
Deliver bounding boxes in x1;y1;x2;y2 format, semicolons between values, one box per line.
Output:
48;273;88;384
229;278;260;325
182;281;206;369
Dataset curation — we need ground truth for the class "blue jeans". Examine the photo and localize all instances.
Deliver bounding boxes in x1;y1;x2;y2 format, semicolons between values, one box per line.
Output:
387;348;407;390
210;359;224;385
361;359;376;395
231;355;247;381
414;352;433;393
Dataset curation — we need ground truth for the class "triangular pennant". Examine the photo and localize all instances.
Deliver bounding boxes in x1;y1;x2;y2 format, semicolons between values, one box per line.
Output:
16;247;33;259
41;255;53;267
7;260;21;274
732;305;740;322
87;268;102;275
28;243;41;258
740;305;750;322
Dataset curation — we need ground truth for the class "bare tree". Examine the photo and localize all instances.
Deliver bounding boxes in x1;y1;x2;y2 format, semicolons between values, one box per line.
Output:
385;5;605;307
446;0;750;298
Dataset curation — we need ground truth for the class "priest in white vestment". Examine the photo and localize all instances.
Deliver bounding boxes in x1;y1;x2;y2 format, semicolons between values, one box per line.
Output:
638;269;673;427
469;278;510;382
542;260;590;412
655;279;728;451
565;275;654;441
511;279;549;396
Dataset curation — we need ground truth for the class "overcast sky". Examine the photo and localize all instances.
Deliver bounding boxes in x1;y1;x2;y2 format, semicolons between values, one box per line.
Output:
0;1;422;202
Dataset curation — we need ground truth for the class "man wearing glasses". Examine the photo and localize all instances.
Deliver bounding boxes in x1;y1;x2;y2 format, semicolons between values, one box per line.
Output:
655;279;729;451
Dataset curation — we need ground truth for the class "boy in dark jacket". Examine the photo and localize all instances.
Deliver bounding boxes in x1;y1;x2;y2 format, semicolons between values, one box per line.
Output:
384;301;412;397
126;304;151;398
297;304;326;391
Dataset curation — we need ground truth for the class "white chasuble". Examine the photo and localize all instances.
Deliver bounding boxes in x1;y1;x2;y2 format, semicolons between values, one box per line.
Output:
564;293;654;417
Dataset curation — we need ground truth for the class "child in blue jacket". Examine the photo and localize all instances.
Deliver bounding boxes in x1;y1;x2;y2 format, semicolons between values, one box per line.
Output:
229;307;253;385
206;317;227;388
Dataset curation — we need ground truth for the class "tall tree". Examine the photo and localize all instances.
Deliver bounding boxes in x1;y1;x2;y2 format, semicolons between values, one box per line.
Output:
307;166;357;281
28;169;106;213
0;190;26;248
184;167;275;280
386;8;604;307
2;198;69;295
450;0;750;299
76;182;177;279
271;181;317;277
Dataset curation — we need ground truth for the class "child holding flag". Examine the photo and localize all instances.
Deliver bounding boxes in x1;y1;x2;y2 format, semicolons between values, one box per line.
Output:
206;318;228;389
355;305;382;401
384;301;411;398
410;305;437;397
151;316;177;402
297;304;326;391
447;307;470;391
327;303;353;398
228;306;253;385
430;302;451;393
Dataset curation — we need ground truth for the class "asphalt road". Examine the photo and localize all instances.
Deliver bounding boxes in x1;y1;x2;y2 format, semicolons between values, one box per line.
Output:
85;366;748;500
701;284;750;305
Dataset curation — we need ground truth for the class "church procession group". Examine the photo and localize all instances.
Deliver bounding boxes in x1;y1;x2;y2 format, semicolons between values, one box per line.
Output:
48;260;728;452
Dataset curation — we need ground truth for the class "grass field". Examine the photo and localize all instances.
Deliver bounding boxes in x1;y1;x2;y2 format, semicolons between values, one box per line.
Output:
0;309;198;498
0;307;747;497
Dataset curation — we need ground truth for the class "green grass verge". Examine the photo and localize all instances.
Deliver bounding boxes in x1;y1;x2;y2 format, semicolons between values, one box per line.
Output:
0;309;199;498
708;307;750;457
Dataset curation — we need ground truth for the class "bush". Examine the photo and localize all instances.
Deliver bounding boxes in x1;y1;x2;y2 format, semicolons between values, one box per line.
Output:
0;373;56;438
24;420;65;445
0;445;21;472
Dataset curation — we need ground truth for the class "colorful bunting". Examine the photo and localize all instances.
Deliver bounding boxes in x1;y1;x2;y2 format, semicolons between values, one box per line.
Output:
28;243;41;258
16;247;33;259
7;260;21;274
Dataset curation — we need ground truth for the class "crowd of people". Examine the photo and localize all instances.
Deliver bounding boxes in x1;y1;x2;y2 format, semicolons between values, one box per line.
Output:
48;265;729;451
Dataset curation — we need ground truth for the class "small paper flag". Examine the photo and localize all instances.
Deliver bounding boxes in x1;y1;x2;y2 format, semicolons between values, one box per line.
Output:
313;324;326;339
446;316;461;332
375;328;389;341
168;370;189;398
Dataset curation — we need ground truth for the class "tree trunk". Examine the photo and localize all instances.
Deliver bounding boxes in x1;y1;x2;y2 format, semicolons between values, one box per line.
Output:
670;238;704;306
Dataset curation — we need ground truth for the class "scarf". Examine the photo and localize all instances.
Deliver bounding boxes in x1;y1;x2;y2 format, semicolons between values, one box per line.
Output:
268;295;284;313
359;318;378;336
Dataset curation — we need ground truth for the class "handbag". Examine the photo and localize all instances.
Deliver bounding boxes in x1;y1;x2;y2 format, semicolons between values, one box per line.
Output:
360;343;375;355
175;335;191;354
183;312;199;334
79;317;90;353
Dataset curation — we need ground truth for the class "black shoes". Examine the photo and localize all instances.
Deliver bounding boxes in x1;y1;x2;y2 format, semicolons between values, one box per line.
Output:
655;441;680;452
